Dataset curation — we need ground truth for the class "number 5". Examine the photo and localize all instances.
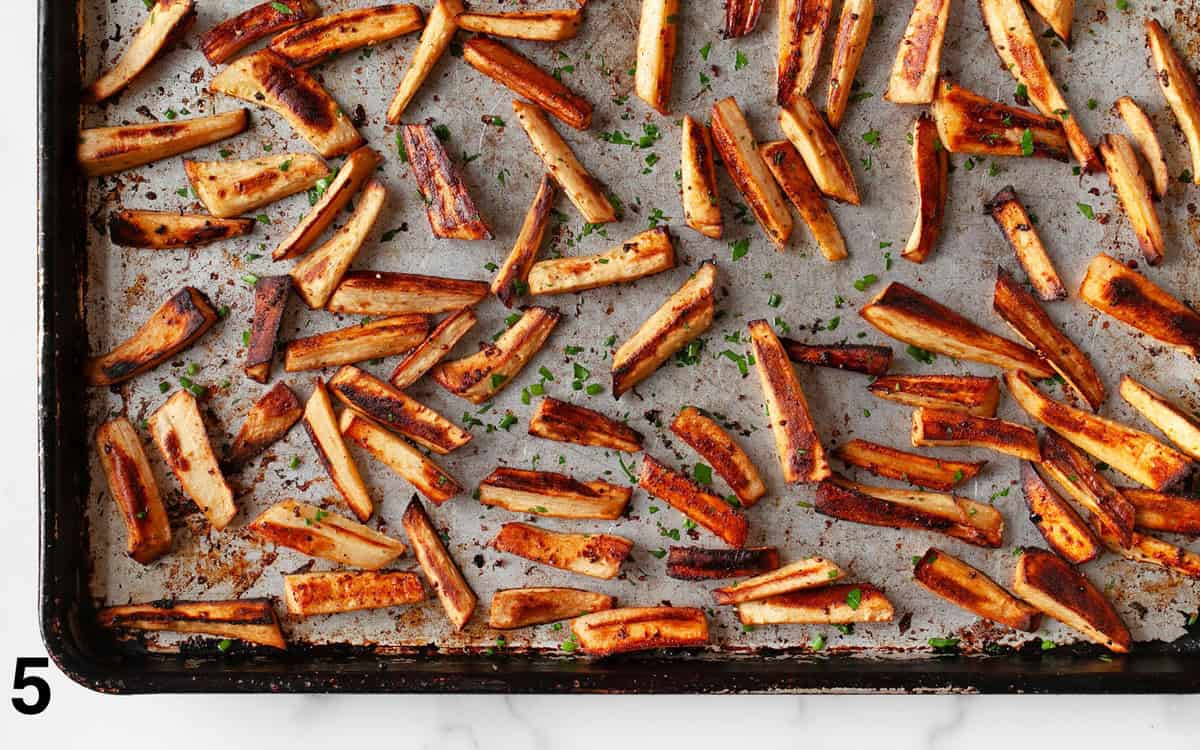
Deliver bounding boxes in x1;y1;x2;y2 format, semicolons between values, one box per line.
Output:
12;657;50;715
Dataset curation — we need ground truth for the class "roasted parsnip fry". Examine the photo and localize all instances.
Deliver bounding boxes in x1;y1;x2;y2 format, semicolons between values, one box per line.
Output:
901;114;948;263
184;154;327;219
1092;521;1200;579
1146;19;1200;185
390;308;477;389
78;109;249;178
1120;376;1200;461
985;187;1065;301
302;379;373;521
885;0;950;104
778;96;860;204
930;79;1068;160
245;275;291;383
273;146;382;261
776;0;832;105
724;0;764;38
491;522;633;579
109;210;254;250
513;99;615;223
914;548;1041;632
201;0;319;65
328;271;489;316
978;0;1097;170
820;478;1004;548
1099;133;1165;266
251;500;406;569
782;340;891;375
1123;489;1200;536
432;306;559;403
87;288;217;386
528;228;675;295
83;0;195;104
97;598;285;650
489;587;613;629
458;9;583;41
634;0;678;114
1037;430;1136;548
867;374;1000;417
386;0;463;123
224;382;303;470
284;315;429;373
284;571;425;616
493;175;555;307
824;0;874;129
1078;254;1200;359
210;50;363;158
1007;371;1192;492
748;319;831;484
478;468;631;519
639;455;749;548
666;546;780;580
95;417;172;564
329;365;472;454
402;125;491;240
711;97;793;246
736;583;893;625
1020;462;1100;564
149;390;236;530
859;282;1052;377
1012;548;1131;653
911;407;1040;461
339;411;461;505
528;397;644;452
612;262;716;397
572;606;709;655
291;181;387;309
713;557;843;605
402;498;476;629
835;439;984;491
680;116;722;238
670;406;767;507
464;38;593;132
1115;97;1169;200
993;267;1104;410
1026;0;1073;43
760;140;847;261
269;4;423;68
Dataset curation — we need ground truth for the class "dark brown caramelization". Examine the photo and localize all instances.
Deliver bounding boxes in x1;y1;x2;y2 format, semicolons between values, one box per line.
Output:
665;546;781;580
328;365;471;454
911;407;1041;461
463;37;592;130
402;498;477;630
487;587;614;629
749;320;830;483
724;0;764;37
835;439;984;491
901;113;948;263
245;276;291;383
670;406;767;506
1039;431;1136;548
1013;548;1131;653
781;340;892;375
571;607;709;655
914;547;1040;631
327;271;490;315
268;4;423;68
201;0;320;65
985;186;1066;301
1019;462;1100;564
97;598;286;650
402;124;492;240
1080;254;1200;359
490;522;633;579
492;175;556;307
638;455;749;548
930;78;1068;160
108;210;254;249
528;397;644;452
867;374;1000;417
225;382;303;470
816;480;1001;548
85;287;218;386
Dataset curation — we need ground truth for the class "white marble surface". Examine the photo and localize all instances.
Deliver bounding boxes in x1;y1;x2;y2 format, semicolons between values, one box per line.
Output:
5;2;1200;745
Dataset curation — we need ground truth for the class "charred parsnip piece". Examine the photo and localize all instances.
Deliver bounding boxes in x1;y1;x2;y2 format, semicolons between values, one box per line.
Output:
303;379;373;521
328;271;489;316
724;0;764;38
185;154;327;219
985;187;1065;301
489;587;613;629
513;99;616;223
671;406;767;507
835;439;984;491
83;0;195;104
572;607;709;655
329;365;472;454
1078;254;1200;359
710;97;793;246
760;140;847;261
457;8;583;41
1146;19;1200;185
1012;548;1131;653
1026;0;1074;43
1092;521;1200;579
776;0;832;105
149;390;236;530
291;181;386;309
1123;489;1200;536
639;455;750;548
1115;97;1170;199
867;374;1000;417
402;498;476;629
736;583;893;625
493;176;555;307
225;382;303;470
478;468;631;519
210;50;363;158
78;109;249;178
781;340;891;375
403;125;491;240
914;548;1040;631
1099;133;1165;266
97;598;285;650
340;411;461;505
1020;462;1100;564
1007;371;1192;492
95;418;172;564
250;500;406;569
528;228;675;295
666;546;780;580
824;0;874;129
87;288;217;386
284;571;425;616
821;478;1004;548
269;4;423;68
491;522;633;579
713;557;843;605
860;282;1052;377
1120;377;1200;461
528;397;644;452
389;308;477;389
387;0;462;123
634;0;678;114
901;114;948;263
912;407;1040;461
680;116;723;238
749;320;830;483
273;146;382;261
245;275;291;383
612;262;716;397
201;0;319;65
284;315;429;373
432;306;559;403
778;96;860;204
930;79;1068;161
464;37;592;130
885;0;951;104
109;210;253;250
993;267;1104;410
1037;431;1136;548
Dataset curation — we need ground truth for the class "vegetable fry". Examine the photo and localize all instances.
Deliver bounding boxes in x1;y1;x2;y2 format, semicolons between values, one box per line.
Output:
778;96;860;204
389;308;477;389
78;109;248;178
1020;461;1100;564
634;0;678;114
1037;430;1137;548
1078;253;1200;360
464;37;593;130
95;417;172;564
492;175;555;307
201;0;319;65
1146;19;1200;185
680;115;723;238
528;227;675;295
670;406;767;507
911;407;1040;461
835;439;984;491
736;584;893;625
760;140;847;261
930;78;1068;161
273;146;382;261
149;390;236;530
387;0;463;122
249;500;406;569
225;382;303;470
403;125;492;240
711;97;793;246
284;571;425;616
776;0;832;105
329;365;472;454
713;557;843;605
98;598;285;650
900;114;948;263
478;468;631;519
303;378;373;521
1099;133;1165;266
290;181;386;309
283;315;429;373
491;522;633;579
1115;97;1170;199
513;99;616;223
339;410;461;505
885;0;951;104
1012;548;1130;653
867;374;1000;417
108;210;253;250
184;154;327;219
245;275;291;383
327;271;489;316
401;498;476;630
1119;376;1200;461
432;306;560;403
824;0;874;129
985;186;1066;301
489;587;613;629
666;546;780;580
83;0;195;104
269;4;424;68
914;547;1041;631
639;454;750;548
457;9;583;41
528;397;644;452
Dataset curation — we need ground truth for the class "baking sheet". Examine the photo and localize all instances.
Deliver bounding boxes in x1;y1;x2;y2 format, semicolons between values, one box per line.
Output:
80;0;1200;656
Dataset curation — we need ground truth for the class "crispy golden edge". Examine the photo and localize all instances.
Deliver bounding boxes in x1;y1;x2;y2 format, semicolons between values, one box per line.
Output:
184;154;327;219
776;0;832;105
403;124;491;240
824;0;874;129
456;9;583;41
340;410;461;505
83;0;195;104
268;4;424;68
488;587;614;629
1099;133;1165;266
735;583;894;625
78;109;249;178
478;467;631;519
431;306;560;403
634;0;678;114
291;181;386;309
97;598;286;650
822;477;1004;548
491;521;634;579
711;97;793;246
930;78;1069;161
1020;461;1100;564
1146;19;1200;185
302;379;373;521
387;0;462;123
1025;0;1074;43
985;186;1065;301
666;546;780;580
528;396;645;452
670;406;767;506
639;454;750;548
1012;548;1131;653
1120;376;1200;461
328;271;489;316
148;390;237;530
95;417;172;564
284;571;425;616
572;606;709;655
867;374;1000;417
201;0;319;66
901;114;948;263
911;406;1040;461
1092;520;1200;579
225;382;303;470
778;96;860;204
1037;430;1137;548
835;439;983;491
885;0;951;104
724;0;764;37
109;210;253;250
528;227;675;295
780;339;892;376
493;175;555;307
244;275;290;383
680;115;722;238
1115;96;1170;199
329;365;472;454
402;498;477;629
760;140;847;261
390;308;478;389
1078;253;1200;359
713;557;843;605
513;99;616;223
273;146;382;261
249;499;407;569
914;548;1041;631
1123;488;1200;536
464;36;592;130
283;315;428;373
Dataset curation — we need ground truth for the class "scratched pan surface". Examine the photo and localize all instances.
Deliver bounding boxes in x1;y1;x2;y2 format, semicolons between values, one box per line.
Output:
77;0;1200;664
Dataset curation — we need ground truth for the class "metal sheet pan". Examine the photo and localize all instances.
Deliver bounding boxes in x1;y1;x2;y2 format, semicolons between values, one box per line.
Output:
41;0;1200;692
